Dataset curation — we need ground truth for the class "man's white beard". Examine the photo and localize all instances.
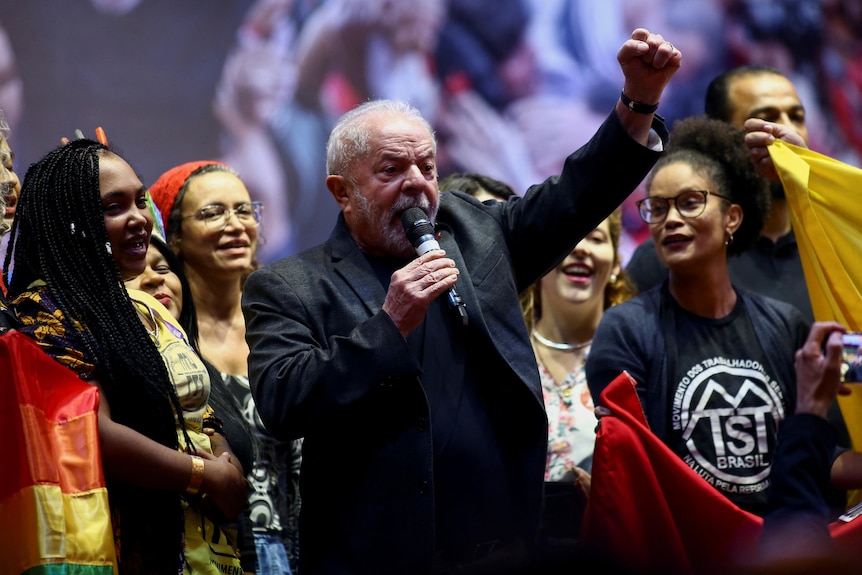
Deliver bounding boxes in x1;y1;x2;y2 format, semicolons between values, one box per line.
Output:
352;186;438;258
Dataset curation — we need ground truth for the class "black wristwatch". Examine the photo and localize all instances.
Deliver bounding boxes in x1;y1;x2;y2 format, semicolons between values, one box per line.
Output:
620;91;659;114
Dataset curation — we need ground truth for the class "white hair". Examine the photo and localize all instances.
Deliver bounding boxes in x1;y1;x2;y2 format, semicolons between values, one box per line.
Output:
325;100;436;178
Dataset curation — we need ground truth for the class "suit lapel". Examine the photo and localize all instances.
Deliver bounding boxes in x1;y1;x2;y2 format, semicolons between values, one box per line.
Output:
328;217;387;316
326;214;543;408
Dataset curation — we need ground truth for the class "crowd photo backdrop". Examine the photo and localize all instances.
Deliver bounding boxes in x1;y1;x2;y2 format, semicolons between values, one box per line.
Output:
2;0;860;264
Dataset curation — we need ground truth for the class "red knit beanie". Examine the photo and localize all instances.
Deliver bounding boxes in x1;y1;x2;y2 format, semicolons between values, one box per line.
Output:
148;160;228;237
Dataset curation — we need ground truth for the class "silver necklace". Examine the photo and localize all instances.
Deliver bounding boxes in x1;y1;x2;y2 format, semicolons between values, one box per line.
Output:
531;328;591;351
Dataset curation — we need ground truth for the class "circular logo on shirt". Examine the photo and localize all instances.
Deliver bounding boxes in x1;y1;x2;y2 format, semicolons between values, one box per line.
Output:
671;358;785;496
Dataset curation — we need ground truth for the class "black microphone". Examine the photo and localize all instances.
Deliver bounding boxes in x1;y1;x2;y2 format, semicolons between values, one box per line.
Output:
401;207;468;326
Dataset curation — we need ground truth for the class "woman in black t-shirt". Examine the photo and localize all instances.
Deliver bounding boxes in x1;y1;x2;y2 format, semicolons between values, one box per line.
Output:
586;116;804;515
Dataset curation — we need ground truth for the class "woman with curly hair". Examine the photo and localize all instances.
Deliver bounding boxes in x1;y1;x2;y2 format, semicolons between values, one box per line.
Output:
5;140;248;574
585;116;805;516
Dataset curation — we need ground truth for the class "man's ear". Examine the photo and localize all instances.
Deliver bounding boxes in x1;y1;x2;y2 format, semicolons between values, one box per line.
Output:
326;175;351;210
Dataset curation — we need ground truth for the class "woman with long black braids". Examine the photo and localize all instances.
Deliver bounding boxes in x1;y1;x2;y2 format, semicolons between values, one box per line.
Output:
5;139;248;574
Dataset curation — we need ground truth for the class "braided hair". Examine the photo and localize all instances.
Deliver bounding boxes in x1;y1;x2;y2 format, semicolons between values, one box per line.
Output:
5;139;189;573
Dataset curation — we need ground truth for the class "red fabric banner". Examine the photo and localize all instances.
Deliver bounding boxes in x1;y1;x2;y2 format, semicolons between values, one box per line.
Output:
581;371;862;574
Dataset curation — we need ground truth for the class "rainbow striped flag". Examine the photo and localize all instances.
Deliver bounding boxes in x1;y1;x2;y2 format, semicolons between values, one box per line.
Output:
0;330;116;574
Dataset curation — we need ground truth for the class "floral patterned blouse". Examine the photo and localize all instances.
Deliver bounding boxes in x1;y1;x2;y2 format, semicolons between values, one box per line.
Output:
540;345;598;480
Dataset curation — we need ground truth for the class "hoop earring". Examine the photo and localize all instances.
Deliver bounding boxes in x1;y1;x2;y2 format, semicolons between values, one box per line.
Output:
725;233;734;247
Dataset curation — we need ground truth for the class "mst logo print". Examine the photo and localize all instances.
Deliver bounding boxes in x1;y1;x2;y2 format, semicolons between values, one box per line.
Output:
671;358;785;496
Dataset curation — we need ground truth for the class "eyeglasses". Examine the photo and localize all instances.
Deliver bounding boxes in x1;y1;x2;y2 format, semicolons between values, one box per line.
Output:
635;190;732;224
182;202;263;230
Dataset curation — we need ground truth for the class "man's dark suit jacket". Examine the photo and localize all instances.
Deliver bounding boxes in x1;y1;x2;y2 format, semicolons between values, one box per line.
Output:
242;111;664;574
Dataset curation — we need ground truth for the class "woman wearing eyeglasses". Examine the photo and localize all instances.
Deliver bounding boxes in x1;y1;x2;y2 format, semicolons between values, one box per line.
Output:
585;116;810;516
150;162;262;379
150;163;297;575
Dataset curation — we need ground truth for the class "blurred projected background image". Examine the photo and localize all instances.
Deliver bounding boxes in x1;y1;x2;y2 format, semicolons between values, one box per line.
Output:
2;0;860;263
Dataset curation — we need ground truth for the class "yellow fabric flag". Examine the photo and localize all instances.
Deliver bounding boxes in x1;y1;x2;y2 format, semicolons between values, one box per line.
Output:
768;140;862;328
769;141;862;465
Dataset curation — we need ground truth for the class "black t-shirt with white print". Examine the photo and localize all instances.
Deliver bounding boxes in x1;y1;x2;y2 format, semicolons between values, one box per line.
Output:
666;296;788;516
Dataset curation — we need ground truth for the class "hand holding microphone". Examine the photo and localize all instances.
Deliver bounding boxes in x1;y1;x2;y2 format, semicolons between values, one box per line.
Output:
402;208;468;326
380;208;467;337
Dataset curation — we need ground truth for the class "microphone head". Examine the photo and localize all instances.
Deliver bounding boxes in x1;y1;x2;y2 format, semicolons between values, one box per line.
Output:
401;208;435;247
